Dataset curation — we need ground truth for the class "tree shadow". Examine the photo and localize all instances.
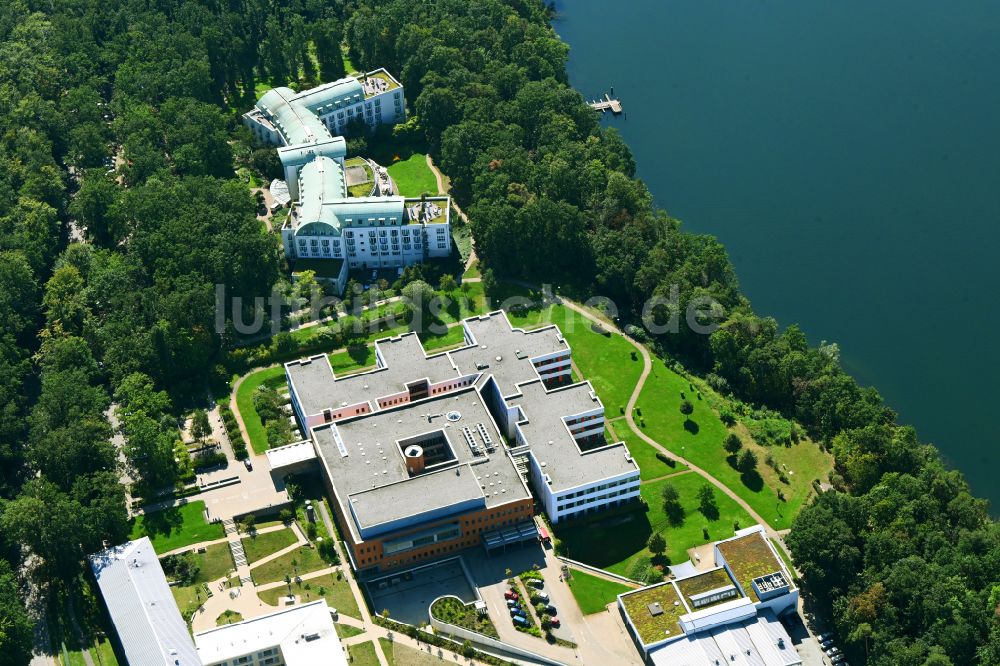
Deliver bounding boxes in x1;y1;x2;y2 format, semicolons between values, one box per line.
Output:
700;505;720;521
664;502;686;527
741;469;764;492
683;419;700;435
726;454;739;469
138;506;184;539
347;343;371;366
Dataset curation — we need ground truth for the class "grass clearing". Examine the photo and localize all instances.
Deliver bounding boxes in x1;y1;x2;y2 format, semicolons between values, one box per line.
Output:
554;472;753;578
242;527;298;564
259;571;361;618
549;305;643;412
636;358;827;530
566;569;633;615
178;542;235;584
129;501;224;552
251;545;331;585
216;610;244;626
348;641;380;666
336;622;366;639
610;420;689;481
387;153;438;197
234;365;288;454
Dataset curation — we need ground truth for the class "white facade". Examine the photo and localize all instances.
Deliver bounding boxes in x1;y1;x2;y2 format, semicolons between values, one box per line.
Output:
536;463;642;523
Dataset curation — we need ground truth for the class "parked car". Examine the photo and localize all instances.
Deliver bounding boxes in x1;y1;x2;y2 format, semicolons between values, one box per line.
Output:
528;579;545;589
531;591;550;603
826;647;841;657
512;615;529;627
243;458;253;471
815;633;830;642
832;656;847;664
504;590;518;601
821;639;834;648
505;599;518;608
549;617;560;628
509;607;525;618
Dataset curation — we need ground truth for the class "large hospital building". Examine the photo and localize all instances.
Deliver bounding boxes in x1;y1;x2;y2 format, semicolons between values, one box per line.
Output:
268;311;642;576
244;69;450;291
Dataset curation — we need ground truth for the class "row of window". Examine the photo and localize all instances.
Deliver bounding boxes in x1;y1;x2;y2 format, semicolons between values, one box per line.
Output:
557;485;638;511
558;476;637;502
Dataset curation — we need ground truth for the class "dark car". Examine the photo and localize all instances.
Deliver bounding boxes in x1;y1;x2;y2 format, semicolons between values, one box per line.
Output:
243;458;253;471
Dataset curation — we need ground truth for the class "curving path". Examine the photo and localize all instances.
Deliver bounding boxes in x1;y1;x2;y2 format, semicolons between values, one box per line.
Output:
555;298;796;561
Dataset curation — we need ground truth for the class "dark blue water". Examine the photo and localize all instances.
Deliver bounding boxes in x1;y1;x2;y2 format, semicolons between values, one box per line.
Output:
555;0;1000;509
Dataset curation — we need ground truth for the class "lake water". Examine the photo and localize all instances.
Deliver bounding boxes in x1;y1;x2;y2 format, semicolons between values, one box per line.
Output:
555;0;1000;509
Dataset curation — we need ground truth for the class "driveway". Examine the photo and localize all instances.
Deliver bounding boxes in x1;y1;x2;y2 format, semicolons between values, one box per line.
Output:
367;559;476;627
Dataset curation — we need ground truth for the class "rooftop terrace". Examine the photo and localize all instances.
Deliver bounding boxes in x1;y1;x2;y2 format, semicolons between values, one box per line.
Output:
716;529;789;603
619;582;688;646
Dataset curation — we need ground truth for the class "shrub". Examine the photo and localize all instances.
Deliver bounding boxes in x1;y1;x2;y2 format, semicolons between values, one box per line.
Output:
279;508;293;523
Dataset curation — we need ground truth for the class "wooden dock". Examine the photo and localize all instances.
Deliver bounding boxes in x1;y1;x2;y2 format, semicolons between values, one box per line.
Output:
588;93;623;114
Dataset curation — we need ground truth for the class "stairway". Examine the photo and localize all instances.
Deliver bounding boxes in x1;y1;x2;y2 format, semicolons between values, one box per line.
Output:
230;538;247;568
513;454;531;483
223;518;237;535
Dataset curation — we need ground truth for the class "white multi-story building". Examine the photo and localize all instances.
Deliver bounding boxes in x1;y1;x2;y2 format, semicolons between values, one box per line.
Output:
194;601;345;666
245;69;450;292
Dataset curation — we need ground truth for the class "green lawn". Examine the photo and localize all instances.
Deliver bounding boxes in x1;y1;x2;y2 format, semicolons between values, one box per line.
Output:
551;305;643;413
242;527;298;564
251;545;331;585
345;157;375;197
90;640;118;666
216;610;244;626
463;261;481;279
258;571;361;618
554;472;753;578
234;365;288;454
348;641;380;666
566;569;633;614
419;324;466;351
336;622;366;639
184;542;236;584
170;582;209;619
636;358;818;530
129;501;225;552
610;419;689;481
329;345;375;375
387;153;438;197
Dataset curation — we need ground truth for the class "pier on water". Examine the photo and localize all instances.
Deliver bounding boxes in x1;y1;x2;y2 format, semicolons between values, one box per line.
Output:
588;93;623;114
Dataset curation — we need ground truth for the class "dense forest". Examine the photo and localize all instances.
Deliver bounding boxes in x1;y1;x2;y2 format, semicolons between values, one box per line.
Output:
0;0;996;663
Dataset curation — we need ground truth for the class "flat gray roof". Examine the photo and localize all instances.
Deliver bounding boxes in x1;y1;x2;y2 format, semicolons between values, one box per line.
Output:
450;313;568;397
286;355;337;417
314;387;530;542
510;380;639;492
349;465;485;535
289;335;460;419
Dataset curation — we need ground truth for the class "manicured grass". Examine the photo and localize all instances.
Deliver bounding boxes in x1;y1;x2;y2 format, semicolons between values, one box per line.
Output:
216;610;244;625
566;569;633;615
242;527;298;564
251;545;331;585
259;571;361;619
463;261;481;279
554;473;753;578
329;345;376;375
170;582;209;619
611;420;689;481
234;365;287;454
504;302;556;330
387;153;438;197
90;640;118;666
185;542;236;584
129;501;225;552
636;359;825;530
348;641;380;666
345;157;375;197
549;305;643;413
419;324;466;351
380;638;447;666
336;622;366;639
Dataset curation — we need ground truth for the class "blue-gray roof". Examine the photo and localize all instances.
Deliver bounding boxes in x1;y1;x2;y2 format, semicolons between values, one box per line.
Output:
256;87;332;146
291;77;365;114
297;157;347;233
